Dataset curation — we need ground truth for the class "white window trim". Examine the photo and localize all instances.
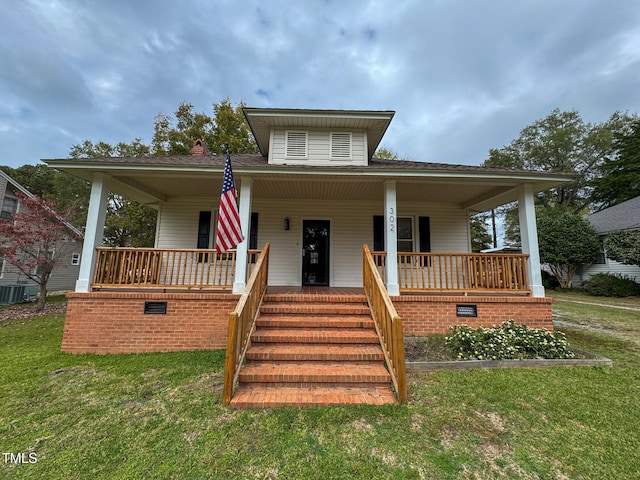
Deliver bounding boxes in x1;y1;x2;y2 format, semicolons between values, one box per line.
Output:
397;216;414;252
285;130;308;159
329;132;352;160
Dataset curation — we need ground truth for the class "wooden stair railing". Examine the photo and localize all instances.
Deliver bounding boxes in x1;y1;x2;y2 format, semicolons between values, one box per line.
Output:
223;243;270;405
362;244;407;404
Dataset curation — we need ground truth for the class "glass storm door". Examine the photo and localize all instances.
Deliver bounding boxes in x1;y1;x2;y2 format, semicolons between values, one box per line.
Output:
302;220;330;286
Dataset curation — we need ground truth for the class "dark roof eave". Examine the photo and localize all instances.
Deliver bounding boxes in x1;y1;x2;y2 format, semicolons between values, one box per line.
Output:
43;155;574;184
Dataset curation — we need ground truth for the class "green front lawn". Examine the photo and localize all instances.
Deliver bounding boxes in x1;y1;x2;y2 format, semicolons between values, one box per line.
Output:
1;302;639;479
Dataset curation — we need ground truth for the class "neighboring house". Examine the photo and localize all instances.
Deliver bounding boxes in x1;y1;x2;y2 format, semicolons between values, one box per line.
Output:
575;196;640;285
45;107;571;355
0;170;83;294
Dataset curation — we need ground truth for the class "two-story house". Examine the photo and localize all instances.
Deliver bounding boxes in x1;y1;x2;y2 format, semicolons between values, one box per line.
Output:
0;170;83;299
45;107;571;356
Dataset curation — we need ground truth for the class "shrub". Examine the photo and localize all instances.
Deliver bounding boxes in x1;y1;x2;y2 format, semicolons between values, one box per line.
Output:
541;270;560;290
445;320;574;360
582;273;640;297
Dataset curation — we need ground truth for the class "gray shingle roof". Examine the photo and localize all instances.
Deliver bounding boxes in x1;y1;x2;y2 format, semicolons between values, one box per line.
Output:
43;153;562;176
587;196;640;234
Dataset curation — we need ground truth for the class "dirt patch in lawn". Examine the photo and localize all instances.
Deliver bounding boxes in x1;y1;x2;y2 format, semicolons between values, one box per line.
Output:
0;301;67;323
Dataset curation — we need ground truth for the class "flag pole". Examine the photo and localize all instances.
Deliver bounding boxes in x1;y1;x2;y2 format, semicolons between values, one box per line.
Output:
215;143;244;254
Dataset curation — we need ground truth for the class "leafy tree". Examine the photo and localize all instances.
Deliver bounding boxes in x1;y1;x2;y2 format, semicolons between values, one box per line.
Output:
4;164;56;198
591;119;640;208
103;196;157;247
484;109;634;213
68;99;258;246
69;139;157;247
374;145;400;160
470;212;493;252
0;164;90;228
0;192;81;311
604;230;640;267
537;210;601;288
152;99;257;155
483;109;636;243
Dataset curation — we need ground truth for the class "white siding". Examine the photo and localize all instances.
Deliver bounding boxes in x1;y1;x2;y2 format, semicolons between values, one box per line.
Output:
250;199;469;287
400;202;470;253
270;128;367;166
576;259;640;285
155;197;471;287
155;197;217;249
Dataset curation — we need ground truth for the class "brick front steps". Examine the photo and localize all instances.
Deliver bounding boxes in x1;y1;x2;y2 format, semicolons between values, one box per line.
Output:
229;292;396;408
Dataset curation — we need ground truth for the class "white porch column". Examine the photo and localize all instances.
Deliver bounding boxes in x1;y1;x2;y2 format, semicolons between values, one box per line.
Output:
518;184;545;297
233;176;253;294
76;173;109;292
384;180;400;296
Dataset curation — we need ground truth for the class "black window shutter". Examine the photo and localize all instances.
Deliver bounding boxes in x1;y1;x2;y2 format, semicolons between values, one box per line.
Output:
197;211;212;249
418;216;431;252
249;212;259;250
373;215;385;251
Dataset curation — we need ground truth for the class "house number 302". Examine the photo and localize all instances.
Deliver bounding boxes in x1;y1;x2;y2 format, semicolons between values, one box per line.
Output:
388;207;395;231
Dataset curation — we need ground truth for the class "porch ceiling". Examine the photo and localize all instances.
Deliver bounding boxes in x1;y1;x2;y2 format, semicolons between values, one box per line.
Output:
46;156;570;212
108;171;520;207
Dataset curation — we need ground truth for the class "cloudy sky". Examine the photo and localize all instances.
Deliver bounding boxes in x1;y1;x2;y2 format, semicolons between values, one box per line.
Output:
1;0;639;168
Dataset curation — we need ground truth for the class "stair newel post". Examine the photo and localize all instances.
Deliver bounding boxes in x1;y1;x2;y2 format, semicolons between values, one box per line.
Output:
223;312;240;405
393;317;407;404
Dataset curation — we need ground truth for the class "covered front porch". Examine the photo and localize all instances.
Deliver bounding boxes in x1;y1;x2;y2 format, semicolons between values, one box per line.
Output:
45;155;570;300
62;245;553;357
89;246;532;296
46;151;565;361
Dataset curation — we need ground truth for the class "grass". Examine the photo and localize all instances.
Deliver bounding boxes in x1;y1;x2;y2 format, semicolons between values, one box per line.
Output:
1;297;640;479
549;290;640;346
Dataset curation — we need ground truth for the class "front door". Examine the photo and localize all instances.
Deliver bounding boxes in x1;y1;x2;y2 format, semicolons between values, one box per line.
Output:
302;220;330;286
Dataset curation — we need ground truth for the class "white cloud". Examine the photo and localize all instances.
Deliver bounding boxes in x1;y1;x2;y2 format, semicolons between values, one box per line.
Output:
0;0;639;166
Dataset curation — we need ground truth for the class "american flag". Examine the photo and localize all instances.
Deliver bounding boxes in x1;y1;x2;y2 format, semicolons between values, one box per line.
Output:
215;153;244;253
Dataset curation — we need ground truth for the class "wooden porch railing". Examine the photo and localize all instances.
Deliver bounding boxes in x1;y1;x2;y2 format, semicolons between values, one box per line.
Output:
92;247;261;290
363;245;407;404
223;243;270;405
371;252;530;294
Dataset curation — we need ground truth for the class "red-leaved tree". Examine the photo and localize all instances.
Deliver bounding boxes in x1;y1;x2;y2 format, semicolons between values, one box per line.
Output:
0;192;81;311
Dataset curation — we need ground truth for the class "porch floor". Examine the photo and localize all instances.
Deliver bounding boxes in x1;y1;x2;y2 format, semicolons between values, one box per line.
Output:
267;286;364;295
266;286;531;298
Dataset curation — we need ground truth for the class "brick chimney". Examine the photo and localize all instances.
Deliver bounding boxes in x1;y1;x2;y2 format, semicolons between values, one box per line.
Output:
191;139;209;155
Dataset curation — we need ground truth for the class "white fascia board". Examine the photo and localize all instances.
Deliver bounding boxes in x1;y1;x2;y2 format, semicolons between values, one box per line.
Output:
46;159;572;185
243;108;395;121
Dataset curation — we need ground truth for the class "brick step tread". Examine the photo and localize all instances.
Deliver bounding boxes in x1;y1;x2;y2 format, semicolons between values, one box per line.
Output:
256;315;375;329
260;304;371;316
263;294;367;304
230;386;396;408
246;344;384;362
251;329;381;344
238;363;391;385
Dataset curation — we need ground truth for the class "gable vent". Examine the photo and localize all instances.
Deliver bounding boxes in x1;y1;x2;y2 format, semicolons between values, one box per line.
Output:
285;131;308;158
330;132;352;159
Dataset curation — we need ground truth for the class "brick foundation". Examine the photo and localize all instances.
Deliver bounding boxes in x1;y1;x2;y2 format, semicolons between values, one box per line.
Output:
62;291;553;354
63;292;239;354
393;295;554;336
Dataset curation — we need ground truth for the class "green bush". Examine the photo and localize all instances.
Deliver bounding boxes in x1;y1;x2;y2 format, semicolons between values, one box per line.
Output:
541;270;561;290
582;273;640;297
445;320;574;360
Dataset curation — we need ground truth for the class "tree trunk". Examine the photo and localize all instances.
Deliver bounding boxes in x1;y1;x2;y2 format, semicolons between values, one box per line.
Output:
36;283;47;312
549;264;576;288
